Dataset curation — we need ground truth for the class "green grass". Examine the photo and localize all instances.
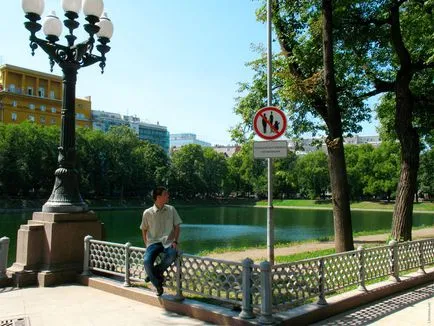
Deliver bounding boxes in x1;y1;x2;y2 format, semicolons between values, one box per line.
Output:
196;239;334;257
255;199;434;212
274;248;336;263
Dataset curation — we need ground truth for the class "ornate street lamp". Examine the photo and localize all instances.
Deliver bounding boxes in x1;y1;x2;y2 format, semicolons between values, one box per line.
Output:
22;0;113;213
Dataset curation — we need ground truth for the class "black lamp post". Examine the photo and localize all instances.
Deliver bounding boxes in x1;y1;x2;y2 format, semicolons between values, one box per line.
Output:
22;0;113;213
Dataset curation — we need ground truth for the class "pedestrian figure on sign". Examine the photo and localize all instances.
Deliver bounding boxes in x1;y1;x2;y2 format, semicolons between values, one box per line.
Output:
141;186;182;296
262;113;268;133
270;112;274;126
273;120;280;133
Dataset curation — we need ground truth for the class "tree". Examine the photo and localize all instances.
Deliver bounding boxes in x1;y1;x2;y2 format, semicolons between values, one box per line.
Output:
345;144;375;200
169;144;206;199
273;151;298;199
105;126;140;200
418;149;434;201
132;141;169;198
295;151;330;199
231;0;370;250
76;128;110;197
341;0;434;240
363;142;401;201
202;147;228;197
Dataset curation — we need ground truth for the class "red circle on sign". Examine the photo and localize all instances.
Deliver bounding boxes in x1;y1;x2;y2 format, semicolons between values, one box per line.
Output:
253;106;287;140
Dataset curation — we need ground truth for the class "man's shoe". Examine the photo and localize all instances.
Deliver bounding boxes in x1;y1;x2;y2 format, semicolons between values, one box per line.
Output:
156;285;164;296
145;276;150;282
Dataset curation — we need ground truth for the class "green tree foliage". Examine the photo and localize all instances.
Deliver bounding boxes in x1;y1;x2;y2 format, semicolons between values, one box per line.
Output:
363;142;401;201
105;126;141;200
274;151;298;199
0;123;171;200
169;144;206;198
0;122;57;196
169;144;229;199
132;141;169;197
418;149;434;200
202;147;228;196
345;144;375;201
76;128;110;197
295;151;330;199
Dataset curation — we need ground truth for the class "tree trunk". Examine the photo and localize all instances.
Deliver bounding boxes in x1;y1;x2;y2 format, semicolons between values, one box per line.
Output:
389;3;420;241
322;0;354;252
391;77;420;241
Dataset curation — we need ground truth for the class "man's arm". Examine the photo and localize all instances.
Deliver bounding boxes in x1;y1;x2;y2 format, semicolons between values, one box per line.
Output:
141;228;147;247
171;224;180;249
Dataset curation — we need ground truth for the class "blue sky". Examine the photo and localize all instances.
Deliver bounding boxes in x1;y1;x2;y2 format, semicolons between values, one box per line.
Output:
1;0;377;145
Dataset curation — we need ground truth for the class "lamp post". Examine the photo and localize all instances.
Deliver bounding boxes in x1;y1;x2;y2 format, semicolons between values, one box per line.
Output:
22;0;113;213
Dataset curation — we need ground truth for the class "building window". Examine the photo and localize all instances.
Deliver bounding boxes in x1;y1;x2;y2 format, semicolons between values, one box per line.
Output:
11;112;17;121
27;87;33;96
38;87;45;97
51;117;56;124
51;107;56;113
40;116;46;124
29;104;35;110
40;105;46;111
28;115;35;122
50;90;55;99
12;100;17;107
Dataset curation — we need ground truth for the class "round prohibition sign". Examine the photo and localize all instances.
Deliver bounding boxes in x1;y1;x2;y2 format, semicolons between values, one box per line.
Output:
253;106;287;140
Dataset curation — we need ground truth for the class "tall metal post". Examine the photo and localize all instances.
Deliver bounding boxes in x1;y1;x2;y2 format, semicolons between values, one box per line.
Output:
266;0;274;265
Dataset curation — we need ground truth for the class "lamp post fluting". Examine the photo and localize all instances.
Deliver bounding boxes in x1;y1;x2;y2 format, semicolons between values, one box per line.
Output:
22;0;113;213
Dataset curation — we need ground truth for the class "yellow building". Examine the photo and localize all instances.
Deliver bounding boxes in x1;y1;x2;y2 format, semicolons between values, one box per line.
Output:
0;64;91;128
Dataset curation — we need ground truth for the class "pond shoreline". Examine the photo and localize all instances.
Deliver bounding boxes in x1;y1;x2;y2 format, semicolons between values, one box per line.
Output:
206;226;434;262
1;204;432;214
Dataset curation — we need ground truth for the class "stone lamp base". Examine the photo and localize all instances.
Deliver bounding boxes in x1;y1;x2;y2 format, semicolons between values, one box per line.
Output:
7;211;102;287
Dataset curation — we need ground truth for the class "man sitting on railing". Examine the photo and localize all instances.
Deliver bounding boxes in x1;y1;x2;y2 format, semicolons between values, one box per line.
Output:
140;186;182;296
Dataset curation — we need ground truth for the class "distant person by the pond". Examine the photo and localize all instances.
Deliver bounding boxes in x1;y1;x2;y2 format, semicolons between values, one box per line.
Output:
140;186;182;296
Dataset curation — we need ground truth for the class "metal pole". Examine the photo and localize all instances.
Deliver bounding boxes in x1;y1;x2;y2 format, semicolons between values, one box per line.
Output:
266;0;274;265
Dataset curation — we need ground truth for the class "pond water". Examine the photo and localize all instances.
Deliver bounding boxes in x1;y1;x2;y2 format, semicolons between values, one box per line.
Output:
2;206;434;265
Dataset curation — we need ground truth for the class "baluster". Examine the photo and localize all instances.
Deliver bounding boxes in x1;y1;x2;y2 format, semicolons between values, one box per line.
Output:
174;252;184;301
82;235;93;276
239;258;254;319
418;240;426;275
124;242;131;287
259;261;274;325
357;246;367;292
0;237;10;280
389;240;400;282
317;258;327;305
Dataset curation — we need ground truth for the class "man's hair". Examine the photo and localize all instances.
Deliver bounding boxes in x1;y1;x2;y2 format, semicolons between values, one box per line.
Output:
152;186;167;201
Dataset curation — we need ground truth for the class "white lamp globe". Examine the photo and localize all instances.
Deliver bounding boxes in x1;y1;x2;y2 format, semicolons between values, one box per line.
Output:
62;0;82;14
43;11;63;37
22;0;45;15
96;13;113;39
83;0;104;17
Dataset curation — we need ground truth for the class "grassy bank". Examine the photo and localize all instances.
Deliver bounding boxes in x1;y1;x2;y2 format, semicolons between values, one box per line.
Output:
198;224;434;261
255;199;434;212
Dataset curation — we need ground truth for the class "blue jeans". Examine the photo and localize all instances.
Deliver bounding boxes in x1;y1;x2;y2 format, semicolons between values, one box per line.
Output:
143;242;177;288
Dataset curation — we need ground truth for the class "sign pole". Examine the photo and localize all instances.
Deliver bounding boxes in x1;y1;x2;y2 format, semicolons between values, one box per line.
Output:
266;0;274;265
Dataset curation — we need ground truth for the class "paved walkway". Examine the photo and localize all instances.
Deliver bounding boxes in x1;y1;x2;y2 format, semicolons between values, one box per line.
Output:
0;284;213;326
313;282;434;325
1;281;434;325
